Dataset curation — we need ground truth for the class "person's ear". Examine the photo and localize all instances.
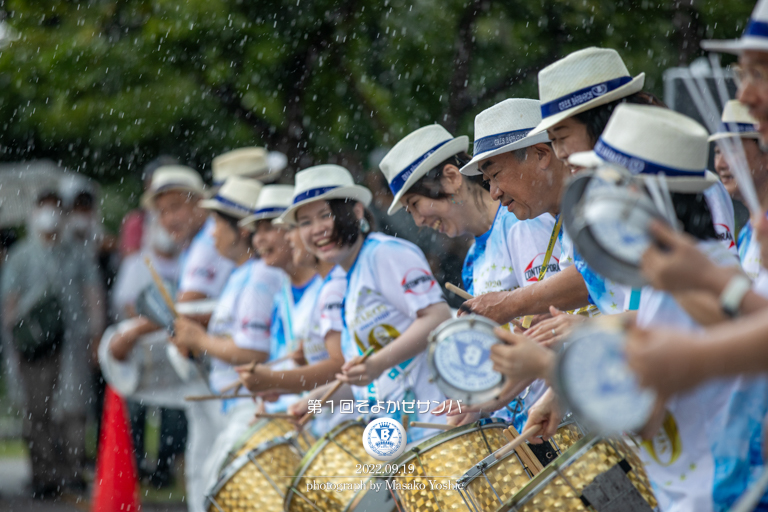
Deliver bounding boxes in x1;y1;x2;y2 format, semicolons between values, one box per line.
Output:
534;144;552;169
353;201;365;220
440;164;464;195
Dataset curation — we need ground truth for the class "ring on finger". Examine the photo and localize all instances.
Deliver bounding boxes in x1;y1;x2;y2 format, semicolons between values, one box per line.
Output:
551;329;556;336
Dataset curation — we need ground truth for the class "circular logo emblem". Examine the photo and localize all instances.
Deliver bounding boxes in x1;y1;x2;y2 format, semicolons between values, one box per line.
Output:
362;418;407;461
434;330;502;392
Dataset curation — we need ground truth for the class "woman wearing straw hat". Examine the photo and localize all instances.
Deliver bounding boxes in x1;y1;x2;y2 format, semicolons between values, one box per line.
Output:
563;104;768;512
378;110;563;429
235;185;348;436
279;164;453;442
167;176;283;512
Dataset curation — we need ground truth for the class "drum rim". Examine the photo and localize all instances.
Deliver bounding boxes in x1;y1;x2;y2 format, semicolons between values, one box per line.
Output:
427;315;506;404
554;323;656;433
500;433;602;509
204;435;300;509
283;418;367;510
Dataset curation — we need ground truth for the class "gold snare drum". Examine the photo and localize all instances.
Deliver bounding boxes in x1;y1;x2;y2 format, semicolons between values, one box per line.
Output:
284;419;383;512
221;418;315;472
206;436;303;512
457;420;585;512
499;434;657;512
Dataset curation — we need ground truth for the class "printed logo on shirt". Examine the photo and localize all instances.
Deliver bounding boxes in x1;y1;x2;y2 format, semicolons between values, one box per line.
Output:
524;253;560;282
401;268;436;295
321;292;344;320
191;266;216;281
241;317;269;331
641;412;683;467
714;223;735;250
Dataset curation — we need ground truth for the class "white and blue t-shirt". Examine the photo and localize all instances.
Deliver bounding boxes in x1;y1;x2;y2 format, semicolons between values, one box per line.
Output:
636;240;768;512
738;212;768;298
178;216;236;298
461;207;561;430
207;259;284;394
264;274;323;413
342;233;446;443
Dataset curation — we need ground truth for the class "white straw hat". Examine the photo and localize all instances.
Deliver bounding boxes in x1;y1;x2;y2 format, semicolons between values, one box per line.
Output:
279;165;372;225
460;99;551;176
568;104;719;193
212;147;287;185
199;176;263;219
141;165;206;209
708;100;761;141
529;47;645;136
238;185;295;229
379;125;469;214
702;0;768;54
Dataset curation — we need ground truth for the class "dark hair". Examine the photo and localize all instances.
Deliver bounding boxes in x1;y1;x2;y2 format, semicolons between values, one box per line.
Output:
404;151;489;208
328;199;376;246
214;210;244;240
73;191;95;211
573;91;666;146
669;191;718;241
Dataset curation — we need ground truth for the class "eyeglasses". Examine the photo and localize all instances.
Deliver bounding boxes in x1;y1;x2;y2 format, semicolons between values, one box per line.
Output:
732;64;768;88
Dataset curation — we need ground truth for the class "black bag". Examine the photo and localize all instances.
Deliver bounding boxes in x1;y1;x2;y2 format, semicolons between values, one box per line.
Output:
12;293;64;361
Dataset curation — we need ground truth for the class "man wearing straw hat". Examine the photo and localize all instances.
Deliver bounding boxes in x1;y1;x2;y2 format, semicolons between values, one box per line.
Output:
211;146;287;188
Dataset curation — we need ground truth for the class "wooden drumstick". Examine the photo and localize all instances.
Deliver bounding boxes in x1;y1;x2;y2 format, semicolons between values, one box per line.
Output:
253;412;297;420
409;422;453;431
494;424;542;459
144;256;178;318
446;283;473;301
297;346;375;427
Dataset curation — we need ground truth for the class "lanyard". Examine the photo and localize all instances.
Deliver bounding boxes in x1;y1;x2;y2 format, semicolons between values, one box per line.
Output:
521;216;563;329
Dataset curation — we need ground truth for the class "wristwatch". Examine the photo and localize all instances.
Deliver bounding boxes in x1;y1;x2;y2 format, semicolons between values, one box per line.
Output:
719;274;752;318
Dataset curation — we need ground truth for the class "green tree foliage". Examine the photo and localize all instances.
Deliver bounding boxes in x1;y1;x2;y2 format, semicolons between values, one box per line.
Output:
0;0;756;184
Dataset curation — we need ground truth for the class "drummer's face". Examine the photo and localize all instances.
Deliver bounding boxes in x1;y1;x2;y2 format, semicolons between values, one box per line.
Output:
478;147;546;221
155;191;201;243
546;118;593;171
296;201;339;261
212;213;239;259
401;193;459;237
252;220;292;268
287;226;316;268
738;51;768;143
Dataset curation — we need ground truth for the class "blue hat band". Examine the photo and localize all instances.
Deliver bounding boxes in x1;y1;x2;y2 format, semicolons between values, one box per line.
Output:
594;139;705;178
540;76;633;119
716;121;758;134
254;206;287;217
744;18;768;38
212;194;257;214
292;185;340;204
473;128;533;156
388;140;451;196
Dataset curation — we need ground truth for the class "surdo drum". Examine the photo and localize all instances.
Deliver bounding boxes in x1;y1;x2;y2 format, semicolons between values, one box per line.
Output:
427;316;505;405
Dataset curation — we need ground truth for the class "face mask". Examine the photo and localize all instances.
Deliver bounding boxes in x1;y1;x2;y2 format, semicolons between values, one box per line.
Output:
30;207;61;234
150;224;178;254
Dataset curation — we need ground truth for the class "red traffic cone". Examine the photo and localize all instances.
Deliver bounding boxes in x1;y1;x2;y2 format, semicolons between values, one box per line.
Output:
92;385;140;512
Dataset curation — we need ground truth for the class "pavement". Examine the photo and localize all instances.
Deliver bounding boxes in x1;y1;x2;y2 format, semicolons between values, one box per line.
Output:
0;457;187;512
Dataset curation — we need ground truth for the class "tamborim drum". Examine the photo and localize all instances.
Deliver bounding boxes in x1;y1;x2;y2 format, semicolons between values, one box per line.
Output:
206;435;303;512
284;419;387;512
220;417;315;473
457;419;585;512
498;433;657;512
427;315;505;405
554;320;657;433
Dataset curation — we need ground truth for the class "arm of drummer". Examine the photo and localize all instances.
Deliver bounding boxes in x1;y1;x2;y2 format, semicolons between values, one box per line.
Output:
338;302;453;386
523;388;561;444
457;266;591;324
287;381;355;418
171;316;269;366
176;290;213;326
237;331;344;393
109;316;159;361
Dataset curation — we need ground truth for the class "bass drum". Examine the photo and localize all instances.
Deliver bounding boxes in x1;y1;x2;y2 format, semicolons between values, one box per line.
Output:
98;319;208;408
219;417;315;473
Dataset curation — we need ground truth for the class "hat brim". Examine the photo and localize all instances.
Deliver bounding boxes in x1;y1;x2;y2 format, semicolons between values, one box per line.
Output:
198;198;252;220
280;185;373;225
460;131;551;176
528;73;646;137
707;131;762;142
238;210;287;229
568;151;720;194
140;186;205;210
387;136;469;215
701;37;768;56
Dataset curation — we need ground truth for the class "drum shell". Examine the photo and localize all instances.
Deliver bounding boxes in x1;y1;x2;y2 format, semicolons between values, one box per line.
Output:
221;418;315;473
461;422;585;512
498;434;657;512
389;418;509;512
285;420;379;512
207;437;303;512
